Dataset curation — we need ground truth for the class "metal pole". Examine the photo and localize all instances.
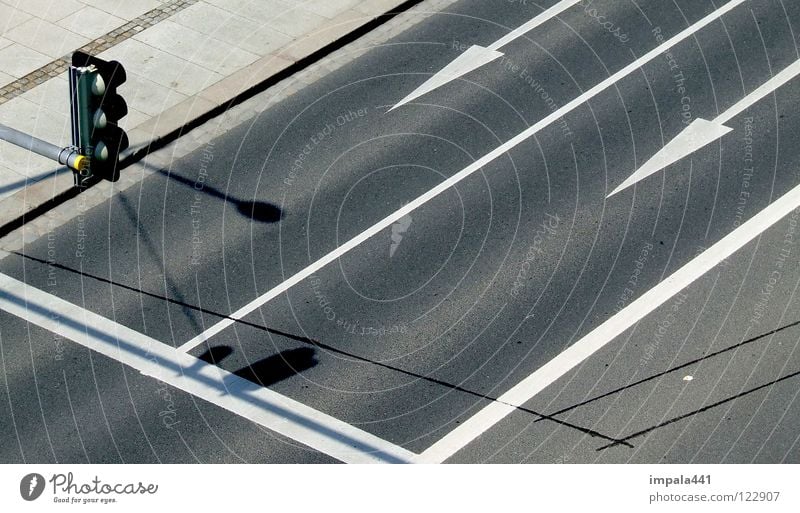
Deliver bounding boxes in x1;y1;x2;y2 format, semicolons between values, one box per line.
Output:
0;123;86;172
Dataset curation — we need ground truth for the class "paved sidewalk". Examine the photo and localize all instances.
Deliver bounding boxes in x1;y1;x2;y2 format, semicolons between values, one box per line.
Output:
0;0;408;227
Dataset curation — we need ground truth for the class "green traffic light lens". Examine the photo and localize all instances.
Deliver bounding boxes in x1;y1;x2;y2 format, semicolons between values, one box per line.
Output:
93;109;107;129
91;73;106;96
94;141;109;162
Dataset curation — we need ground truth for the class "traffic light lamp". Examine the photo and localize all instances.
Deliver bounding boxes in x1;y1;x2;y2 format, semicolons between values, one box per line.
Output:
69;51;129;182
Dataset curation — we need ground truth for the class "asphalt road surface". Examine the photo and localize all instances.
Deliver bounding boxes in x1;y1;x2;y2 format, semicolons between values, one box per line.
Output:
2;0;800;463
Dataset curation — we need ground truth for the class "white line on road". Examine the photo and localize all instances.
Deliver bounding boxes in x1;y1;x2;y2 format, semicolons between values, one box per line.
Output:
488;0;583;51
608;57;800;197
180;0;747;353
390;0;582;110
415;178;800;463
0;273;415;464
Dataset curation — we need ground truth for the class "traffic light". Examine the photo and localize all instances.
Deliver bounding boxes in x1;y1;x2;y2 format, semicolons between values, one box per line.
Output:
69;51;129;182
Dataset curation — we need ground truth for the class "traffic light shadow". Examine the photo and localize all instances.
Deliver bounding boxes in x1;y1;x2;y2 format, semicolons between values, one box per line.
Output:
150;165;283;223
197;345;317;388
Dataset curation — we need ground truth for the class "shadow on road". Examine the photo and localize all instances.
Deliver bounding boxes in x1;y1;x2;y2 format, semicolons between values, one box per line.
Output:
198;345;317;387
9;250;630;446
152;165;283;223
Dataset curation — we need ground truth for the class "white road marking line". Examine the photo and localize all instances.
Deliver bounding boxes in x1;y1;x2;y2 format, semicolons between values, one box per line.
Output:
390;0;582;110
180;0;746;353
415;179;800;463
0;273;415;464
608;57;800;197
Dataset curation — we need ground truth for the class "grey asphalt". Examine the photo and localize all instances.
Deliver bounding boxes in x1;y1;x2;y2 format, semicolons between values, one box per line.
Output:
2;0;800;463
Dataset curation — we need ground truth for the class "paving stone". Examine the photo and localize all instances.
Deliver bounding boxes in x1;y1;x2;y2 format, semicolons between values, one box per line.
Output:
304;0;362;20
79;0;163;21
2;0;85;23
0;71;13;88
0;165;28;201
99;38;224;96
4;18;90;59
0;3;33;36
111;71;188;118
264;7;330;39
171;2;292;56
58;6;127;40
134;19;260;76
0;44;51;78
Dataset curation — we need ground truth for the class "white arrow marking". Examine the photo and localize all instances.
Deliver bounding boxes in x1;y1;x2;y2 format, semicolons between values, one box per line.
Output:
609;58;800;197
181;0;746;352
389;45;504;112
389;0;582;111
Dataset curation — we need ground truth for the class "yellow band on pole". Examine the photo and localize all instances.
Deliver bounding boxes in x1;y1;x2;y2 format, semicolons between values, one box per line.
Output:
73;155;88;172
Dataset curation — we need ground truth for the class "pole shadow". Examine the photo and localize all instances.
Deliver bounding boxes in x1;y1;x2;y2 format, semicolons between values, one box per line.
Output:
150;165;283;223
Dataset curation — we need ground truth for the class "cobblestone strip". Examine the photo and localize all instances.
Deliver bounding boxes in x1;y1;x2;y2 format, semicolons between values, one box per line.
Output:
0;0;199;105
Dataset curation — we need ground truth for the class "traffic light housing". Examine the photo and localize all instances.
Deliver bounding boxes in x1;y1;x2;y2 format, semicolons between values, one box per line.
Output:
69;51;128;182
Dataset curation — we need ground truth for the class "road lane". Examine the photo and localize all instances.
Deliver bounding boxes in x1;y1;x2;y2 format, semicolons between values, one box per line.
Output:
1;0;799;462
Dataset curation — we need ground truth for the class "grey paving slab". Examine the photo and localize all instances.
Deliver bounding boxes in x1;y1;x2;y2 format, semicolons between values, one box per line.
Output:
4;18;90;59
99;38;224;96
209;0;291;20
2;0;86;23
79;0;162;21
265;7;330;38
0;43;51;78
0;37;12;50
170;1;293;56
117;105;151;132
0;165;27;201
169;1;237;34
0;71;12;88
0;142;56;179
17;74;69;116
0;97;70;146
133;19;260;76
306;0;362;20
57;6;126;40
110;70;189;117
0;3;33;36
